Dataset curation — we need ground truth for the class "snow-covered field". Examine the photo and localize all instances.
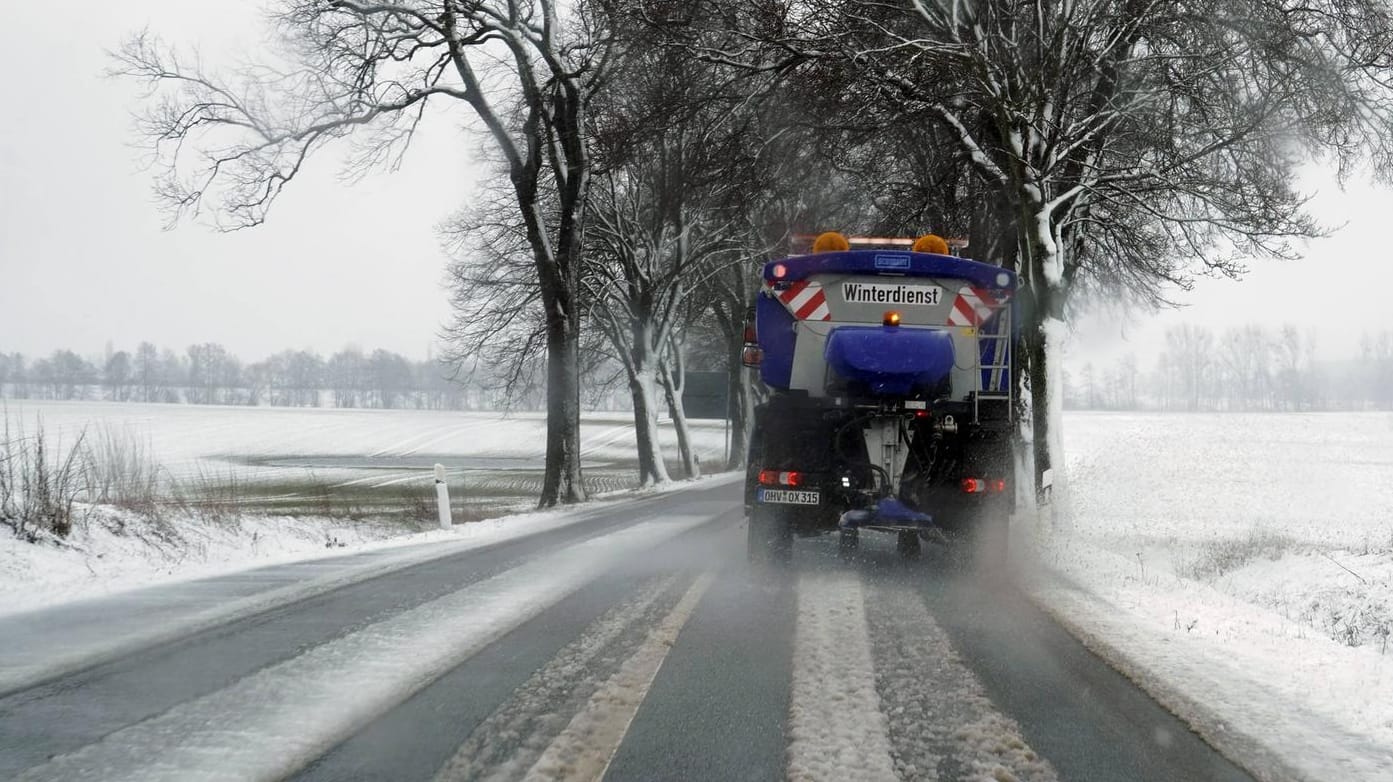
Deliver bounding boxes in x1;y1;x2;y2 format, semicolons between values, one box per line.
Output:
1;399;727;493
1033;411;1393;781
0;401;729;615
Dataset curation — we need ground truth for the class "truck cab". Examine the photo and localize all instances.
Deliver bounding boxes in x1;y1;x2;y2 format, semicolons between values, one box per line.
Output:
743;233;1017;561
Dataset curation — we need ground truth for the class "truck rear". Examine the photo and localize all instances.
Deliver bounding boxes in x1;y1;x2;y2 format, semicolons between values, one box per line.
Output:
742;233;1017;561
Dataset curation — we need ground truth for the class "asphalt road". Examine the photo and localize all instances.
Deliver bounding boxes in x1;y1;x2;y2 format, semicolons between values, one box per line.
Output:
0;478;1255;781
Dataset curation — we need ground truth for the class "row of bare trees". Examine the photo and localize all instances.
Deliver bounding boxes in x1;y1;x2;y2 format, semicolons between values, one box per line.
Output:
0;345;485;410
1067;327;1393;412
116;0;1393;506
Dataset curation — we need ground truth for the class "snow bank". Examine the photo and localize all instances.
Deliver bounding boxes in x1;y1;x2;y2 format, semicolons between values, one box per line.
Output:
1029;411;1393;781
0;472;741;619
0;508;408;616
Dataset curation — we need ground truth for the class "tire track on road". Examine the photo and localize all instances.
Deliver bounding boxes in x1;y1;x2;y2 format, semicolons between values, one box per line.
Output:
524;572;715;782
787;571;899;782
864;576;1058;782
432;574;685;782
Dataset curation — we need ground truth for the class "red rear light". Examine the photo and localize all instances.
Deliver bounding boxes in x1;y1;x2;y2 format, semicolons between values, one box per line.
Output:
991;478;1007;493
961;478;984;494
743;323;756;343
741;345;763;368
758;470;803;487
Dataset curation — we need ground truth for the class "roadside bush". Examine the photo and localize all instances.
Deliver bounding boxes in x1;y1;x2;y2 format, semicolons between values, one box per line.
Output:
0;415;88;539
80;424;163;515
1177;528;1296;581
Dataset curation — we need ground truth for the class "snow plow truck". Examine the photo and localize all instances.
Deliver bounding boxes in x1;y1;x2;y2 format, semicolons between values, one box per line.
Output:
742;232;1017;562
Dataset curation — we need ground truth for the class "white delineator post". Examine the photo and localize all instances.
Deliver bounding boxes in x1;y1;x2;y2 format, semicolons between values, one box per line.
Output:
434;463;452;530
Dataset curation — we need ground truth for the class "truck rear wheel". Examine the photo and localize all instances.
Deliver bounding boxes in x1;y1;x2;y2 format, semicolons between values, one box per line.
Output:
748;505;792;565
968;499;1011;574
896;529;921;558
838;528;859;560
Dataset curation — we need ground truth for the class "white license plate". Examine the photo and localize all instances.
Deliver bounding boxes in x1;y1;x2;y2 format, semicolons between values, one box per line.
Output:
758;489;820;506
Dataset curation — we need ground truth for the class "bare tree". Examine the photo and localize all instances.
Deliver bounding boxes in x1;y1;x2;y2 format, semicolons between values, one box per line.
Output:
104;352;133;402
1164;325;1215;412
115;0;625;505
704;0;1393;499
133;342;159;403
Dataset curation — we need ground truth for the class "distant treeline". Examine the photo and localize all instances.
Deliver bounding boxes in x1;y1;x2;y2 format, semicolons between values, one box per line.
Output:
1065;325;1393;412
0;343;500;410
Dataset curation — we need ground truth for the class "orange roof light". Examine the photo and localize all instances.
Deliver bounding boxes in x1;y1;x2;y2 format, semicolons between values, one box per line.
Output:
913;234;950;254
883;310;901;327
812;231;850;253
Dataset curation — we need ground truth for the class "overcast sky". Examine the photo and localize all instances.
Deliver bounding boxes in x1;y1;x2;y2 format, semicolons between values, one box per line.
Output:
2;2;1391;365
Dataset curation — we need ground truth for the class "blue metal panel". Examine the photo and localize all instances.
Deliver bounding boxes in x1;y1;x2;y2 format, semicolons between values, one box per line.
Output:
823;326;955;396
755;293;796;389
765;250;1015;291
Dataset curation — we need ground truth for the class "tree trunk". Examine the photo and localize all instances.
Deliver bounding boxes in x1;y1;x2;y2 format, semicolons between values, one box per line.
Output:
629;363;671;485
1010;185;1072;510
725;335;752;470
537;288;588;507
659;354;699;479
1022;248;1068;513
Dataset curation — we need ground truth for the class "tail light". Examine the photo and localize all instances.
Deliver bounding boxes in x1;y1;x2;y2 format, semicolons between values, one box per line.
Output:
759;470;803;486
962;477;1007;494
742;321;761;367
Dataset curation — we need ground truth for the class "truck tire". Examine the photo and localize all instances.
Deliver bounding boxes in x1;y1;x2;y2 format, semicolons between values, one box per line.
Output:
838;528;859;560
748;505;792;565
896;529;921;558
968;499;1011;574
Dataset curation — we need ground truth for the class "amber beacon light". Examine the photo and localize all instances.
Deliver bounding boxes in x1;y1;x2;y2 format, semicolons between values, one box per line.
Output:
913;234;949;254
812;231;850;253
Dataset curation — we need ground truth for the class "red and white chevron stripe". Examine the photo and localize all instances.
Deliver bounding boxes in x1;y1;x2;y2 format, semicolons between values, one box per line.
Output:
946;286;1002;327
770;280;831;321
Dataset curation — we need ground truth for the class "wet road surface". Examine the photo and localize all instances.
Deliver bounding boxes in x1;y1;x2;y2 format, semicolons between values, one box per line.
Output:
0;478;1253;781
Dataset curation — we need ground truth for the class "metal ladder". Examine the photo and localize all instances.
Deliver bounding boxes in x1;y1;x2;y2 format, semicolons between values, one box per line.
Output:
972;304;1012;424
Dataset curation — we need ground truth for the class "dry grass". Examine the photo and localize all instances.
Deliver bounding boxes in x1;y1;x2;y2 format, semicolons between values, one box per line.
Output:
0;414;88;539
1176;528;1297;581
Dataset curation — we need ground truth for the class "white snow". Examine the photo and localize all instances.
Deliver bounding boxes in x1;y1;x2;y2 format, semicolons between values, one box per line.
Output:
16;513;719;782
434;575;682;781
0;508;404;616
863;580;1057;782
0;395;742;620
1028;411;1393;781
1;399;729;488
787;571;899;782
0;474;742;696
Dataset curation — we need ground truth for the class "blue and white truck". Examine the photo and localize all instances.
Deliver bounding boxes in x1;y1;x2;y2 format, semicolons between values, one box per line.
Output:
742;232;1017;561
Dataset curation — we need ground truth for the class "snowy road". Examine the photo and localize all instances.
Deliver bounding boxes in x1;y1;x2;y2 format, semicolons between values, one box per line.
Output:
0;480;1253;781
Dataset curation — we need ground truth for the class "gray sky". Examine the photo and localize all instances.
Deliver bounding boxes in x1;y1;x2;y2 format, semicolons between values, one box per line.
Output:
0;1;477;361
1069;167;1393;366
1;2;1390;365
